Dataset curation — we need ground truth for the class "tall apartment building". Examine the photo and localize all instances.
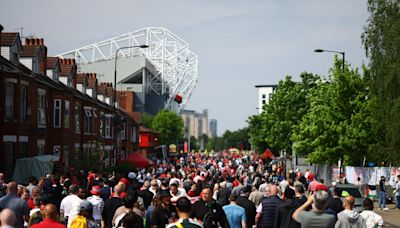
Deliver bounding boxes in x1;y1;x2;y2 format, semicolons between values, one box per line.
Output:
209;119;217;138
181;109;212;139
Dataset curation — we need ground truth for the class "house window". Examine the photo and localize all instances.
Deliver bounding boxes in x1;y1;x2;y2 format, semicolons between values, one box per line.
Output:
105;117;111;138
75;103;80;134
19;142;28;158
20;86;27;121
38;89;46;127
5;83;14;119
100;117;104;137
64;100;70;128
54;99;61;128
262;100;266;104
262;94;266;99
4;142;14;175
74;144;80;161
92;109;97;135
84;108;92;134
121;123;126;140
131;125;137;143
37;140;45;156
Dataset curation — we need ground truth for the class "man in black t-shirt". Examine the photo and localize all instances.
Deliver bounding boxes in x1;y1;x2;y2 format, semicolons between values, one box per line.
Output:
190;186;229;228
102;184;123;228
237;186;256;228
138;181;154;209
327;188;343;216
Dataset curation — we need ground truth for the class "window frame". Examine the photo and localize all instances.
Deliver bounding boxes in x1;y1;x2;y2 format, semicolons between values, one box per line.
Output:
64;100;70;128
5;83;14;120
20;85;28;121
37;89;46;127
53;99;62;128
75;102;81;134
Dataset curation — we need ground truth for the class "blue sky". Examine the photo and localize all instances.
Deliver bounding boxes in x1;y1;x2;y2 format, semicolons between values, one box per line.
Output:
1;0;369;135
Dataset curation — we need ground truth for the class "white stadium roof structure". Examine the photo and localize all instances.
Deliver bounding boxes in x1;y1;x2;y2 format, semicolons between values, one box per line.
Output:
57;27;199;110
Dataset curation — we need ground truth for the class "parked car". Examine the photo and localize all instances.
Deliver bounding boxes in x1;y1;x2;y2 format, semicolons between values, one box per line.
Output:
336;184;364;212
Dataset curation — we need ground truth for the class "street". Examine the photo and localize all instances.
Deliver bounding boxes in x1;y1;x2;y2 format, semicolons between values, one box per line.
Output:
375;203;400;227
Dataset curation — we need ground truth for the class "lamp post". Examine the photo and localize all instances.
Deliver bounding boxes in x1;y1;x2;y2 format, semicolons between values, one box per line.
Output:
314;49;345;72
113;45;148;164
314;48;345;180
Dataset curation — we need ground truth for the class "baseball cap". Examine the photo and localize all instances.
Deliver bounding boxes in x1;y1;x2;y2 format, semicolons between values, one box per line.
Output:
119;178;129;185
90;185;101;196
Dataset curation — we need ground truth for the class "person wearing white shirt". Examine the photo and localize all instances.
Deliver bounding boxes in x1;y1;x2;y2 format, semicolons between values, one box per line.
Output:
60;185;82;227
360;198;384;228
86;185;104;226
394;175;400;209
149;179;159;196
170;183;189;205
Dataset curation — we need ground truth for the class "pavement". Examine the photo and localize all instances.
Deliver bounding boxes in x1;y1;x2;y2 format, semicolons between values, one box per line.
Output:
374;204;400;227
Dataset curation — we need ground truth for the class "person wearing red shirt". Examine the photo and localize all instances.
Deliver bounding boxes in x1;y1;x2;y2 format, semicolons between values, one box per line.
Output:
31;204;64;228
27;187;41;209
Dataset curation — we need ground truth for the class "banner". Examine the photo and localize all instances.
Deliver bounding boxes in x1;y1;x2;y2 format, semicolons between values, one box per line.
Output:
344;166;396;186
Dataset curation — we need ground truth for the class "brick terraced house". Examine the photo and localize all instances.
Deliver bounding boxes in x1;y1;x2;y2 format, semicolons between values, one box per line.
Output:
0;31;139;177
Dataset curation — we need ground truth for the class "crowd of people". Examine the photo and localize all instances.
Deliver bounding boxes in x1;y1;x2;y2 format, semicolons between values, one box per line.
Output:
0;150;396;228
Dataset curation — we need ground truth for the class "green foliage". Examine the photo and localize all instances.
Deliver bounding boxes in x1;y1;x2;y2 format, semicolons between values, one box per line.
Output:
248;73;319;154
207;136;225;151
222;128;251;150
293;58;374;165
151;109;184;145
247;114;269;152
362;0;400;163
141;113;154;129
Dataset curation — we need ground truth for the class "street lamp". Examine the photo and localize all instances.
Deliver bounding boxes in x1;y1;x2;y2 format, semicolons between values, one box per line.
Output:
314;49;345;72
314;48;345;180
113;45;148;164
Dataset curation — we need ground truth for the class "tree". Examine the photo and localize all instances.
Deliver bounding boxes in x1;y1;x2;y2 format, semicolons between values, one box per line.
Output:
293;58;374;165
222;128;251;150
247;114;269;152
141;113;154;129
362;0;400;163
199;133;209;150
151;109;184;145
207;136;225;151
247;73;319;154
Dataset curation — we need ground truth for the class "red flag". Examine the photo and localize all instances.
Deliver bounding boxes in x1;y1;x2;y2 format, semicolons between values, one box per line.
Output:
261;149;274;160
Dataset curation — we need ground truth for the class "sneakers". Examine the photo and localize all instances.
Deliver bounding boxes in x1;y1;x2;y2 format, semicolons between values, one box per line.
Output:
383;207;389;211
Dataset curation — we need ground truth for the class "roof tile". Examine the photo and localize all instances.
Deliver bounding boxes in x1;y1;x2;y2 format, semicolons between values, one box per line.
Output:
20;46;39;57
0;33;19;46
46;57;59;69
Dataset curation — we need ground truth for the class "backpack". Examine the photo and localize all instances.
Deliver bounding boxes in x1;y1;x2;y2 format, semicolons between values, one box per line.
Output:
113;212;127;228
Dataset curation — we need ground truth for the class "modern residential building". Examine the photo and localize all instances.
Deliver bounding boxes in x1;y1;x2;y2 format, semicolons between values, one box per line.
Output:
255;84;278;114
181;109;214;139
209;119;217;138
